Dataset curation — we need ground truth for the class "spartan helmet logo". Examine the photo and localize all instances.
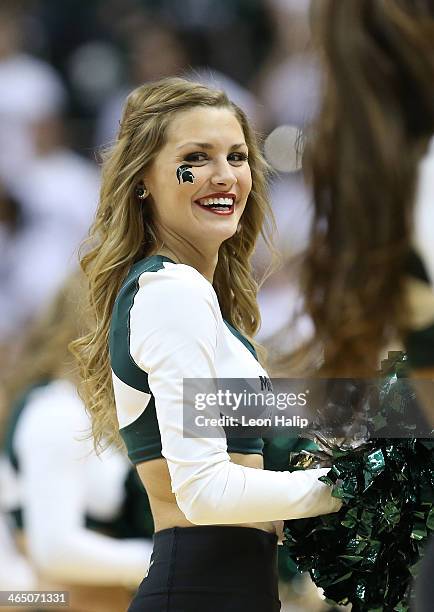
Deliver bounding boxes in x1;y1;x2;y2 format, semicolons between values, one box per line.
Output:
176;164;195;184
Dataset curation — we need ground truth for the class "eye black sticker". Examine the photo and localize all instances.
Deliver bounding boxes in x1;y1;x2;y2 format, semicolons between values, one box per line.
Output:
176;164;195;184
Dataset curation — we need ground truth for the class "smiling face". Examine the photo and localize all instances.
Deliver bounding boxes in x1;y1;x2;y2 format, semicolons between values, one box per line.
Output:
143;106;252;255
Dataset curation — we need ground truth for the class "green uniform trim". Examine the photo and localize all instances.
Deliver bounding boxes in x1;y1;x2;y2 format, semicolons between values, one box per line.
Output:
110;255;263;464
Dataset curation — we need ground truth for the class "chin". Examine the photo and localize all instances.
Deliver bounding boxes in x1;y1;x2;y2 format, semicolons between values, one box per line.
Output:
208;225;238;244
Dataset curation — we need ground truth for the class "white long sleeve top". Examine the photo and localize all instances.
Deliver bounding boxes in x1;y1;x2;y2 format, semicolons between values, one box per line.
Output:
111;256;342;526
2;380;152;587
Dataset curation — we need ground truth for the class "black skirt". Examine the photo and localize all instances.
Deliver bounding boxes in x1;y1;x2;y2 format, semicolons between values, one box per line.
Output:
128;525;281;612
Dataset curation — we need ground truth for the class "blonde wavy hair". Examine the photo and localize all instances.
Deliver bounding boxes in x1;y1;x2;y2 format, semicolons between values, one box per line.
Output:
1;272;86;444
70;77;276;453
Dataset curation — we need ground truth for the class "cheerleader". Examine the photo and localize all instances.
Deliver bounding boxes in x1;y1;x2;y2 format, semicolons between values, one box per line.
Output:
279;2;434;610
71;77;342;612
300;0;434;379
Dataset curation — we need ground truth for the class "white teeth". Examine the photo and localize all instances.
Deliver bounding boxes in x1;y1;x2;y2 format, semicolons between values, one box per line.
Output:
198;197;234;207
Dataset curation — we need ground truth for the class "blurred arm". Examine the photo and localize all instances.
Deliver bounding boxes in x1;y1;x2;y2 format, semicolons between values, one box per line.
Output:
14;387;152;587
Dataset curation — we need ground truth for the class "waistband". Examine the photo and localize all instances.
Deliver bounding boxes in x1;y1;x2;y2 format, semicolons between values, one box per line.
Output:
154;525;277;544
146;525;279;598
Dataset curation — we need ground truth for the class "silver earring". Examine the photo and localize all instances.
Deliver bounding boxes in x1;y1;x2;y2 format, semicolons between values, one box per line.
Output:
136;185;148;199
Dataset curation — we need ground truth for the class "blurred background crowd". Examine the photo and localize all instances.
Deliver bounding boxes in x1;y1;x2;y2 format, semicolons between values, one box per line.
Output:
0;0;317;359
0;0;375;610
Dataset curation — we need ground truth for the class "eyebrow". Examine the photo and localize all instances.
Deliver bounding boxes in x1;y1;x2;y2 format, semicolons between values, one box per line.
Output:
176;142;248;151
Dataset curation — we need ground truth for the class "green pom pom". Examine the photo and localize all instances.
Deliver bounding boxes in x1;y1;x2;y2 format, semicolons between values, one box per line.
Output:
283;353;434;611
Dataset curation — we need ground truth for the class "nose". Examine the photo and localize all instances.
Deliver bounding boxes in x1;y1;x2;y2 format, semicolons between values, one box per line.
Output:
210;157;237;187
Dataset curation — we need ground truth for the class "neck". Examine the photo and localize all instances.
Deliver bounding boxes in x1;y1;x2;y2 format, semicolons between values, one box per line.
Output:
157;242;218;284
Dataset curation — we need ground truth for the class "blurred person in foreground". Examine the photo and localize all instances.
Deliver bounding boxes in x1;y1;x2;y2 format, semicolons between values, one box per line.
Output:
299;0;434;395
0;272;153;612
280;1;433;610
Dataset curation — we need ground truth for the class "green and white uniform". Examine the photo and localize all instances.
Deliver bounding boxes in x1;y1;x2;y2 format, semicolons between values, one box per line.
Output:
1;379;153;586
110;255;340;524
